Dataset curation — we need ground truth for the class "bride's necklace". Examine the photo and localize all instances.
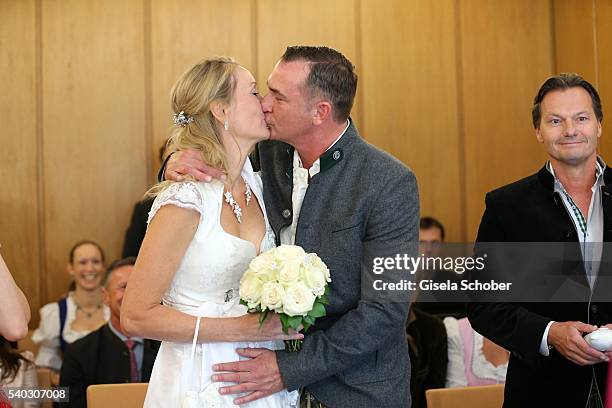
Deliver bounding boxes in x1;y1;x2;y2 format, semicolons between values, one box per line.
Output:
224;179;252;223
75;301;102;319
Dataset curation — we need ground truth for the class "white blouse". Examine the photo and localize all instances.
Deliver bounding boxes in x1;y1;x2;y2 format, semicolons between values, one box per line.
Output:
443;317;508;388
1;351;39;408
32;293;109;370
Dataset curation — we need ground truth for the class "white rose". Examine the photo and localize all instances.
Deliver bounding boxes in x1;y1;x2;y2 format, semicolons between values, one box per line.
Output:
302;265;327;296
310;255;331;282
274;245;306;262
249;255;268;273
282;282;316;316
239;272;263;308
249;251;279;281
249;251;274;271
301;254;330;296
279;260;301;285
261;282;285;311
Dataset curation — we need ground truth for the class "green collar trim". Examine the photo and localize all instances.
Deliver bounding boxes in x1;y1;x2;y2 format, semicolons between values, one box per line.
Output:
320;148;344;173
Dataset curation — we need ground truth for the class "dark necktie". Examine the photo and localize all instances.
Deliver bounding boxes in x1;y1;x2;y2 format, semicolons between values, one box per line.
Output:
124;339;139;382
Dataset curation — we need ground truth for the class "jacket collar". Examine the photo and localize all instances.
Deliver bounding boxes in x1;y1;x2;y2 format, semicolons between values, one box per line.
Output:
537;158;611;192
317;119;359;175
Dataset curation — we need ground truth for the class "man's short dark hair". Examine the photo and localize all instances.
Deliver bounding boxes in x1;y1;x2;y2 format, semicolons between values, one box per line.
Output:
281;45;358;122
532;73;603;129
419;216;445;241
103;256;136;287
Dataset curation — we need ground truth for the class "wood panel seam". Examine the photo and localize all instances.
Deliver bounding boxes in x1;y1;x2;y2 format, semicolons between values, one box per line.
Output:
354;0;364;134
591;0;599;87
144;0;153;186
34;0;47;316
251;0;258;79
454;0;467;242
549;0;557;75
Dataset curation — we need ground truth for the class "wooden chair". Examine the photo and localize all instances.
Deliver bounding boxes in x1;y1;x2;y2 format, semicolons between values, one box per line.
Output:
425;384;505;408
87;383;149;408
36;367;53;408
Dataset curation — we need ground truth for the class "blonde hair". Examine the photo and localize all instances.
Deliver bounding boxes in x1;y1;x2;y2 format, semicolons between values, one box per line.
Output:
149;57;239;196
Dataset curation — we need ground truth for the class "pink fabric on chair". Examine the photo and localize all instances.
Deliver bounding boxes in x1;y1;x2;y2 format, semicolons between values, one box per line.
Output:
458;318;499;387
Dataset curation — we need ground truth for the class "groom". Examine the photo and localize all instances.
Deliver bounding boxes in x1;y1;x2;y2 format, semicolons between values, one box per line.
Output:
164;46;419;407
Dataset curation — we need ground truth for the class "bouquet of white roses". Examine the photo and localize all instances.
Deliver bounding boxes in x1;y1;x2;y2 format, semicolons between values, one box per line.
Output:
239;245;331;351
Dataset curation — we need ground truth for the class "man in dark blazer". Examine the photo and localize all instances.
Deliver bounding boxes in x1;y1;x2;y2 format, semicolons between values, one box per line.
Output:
59;257;160;408
122;140;169;258
164;46;418;407
468;73;611;407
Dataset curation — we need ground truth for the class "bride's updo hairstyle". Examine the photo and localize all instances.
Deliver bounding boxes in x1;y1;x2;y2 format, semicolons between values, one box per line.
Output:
149;57;239;196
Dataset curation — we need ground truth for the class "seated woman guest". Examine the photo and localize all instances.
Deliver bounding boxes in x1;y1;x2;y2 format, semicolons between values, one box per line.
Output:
32;241;109;377
444;316;509;387
0;337;38;408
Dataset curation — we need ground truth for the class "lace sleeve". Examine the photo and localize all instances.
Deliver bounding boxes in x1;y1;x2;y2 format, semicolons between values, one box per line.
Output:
148;182;204;225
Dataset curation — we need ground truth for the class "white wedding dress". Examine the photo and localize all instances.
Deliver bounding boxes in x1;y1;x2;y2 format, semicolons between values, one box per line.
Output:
143;160;298;408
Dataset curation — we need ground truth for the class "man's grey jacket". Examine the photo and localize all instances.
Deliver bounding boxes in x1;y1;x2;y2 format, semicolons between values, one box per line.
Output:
252;121;419;407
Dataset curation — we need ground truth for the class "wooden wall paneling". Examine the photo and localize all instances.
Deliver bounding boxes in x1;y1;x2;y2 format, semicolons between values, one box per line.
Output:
0;0;42;326
256;0;362;128
552;0;597;82
595;0;612;159
360;0;464;241
150;0;255;182
41;0;147;302
461;0;554;241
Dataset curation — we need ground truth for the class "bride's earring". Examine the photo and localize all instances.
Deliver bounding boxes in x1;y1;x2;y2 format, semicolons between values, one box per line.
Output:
224;120;229;131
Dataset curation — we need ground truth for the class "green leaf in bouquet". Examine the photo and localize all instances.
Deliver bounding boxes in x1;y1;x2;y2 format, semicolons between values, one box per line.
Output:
287;315;303;331
258;309;269;326
279;313;290;334
240;299;248;307
318;288;330;305
303;315;315;326
309;302;326;318
302;322;312;332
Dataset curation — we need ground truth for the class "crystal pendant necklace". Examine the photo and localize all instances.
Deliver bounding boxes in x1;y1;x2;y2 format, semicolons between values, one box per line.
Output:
224;178;252;223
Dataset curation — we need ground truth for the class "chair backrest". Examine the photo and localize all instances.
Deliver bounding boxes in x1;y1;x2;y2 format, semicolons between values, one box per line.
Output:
36;367;53;408
86;383;148;408
17;329;39;355
426;384;505;408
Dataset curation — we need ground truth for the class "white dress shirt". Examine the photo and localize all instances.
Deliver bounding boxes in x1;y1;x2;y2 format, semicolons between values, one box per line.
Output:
539;158;606;356
279;120;350;245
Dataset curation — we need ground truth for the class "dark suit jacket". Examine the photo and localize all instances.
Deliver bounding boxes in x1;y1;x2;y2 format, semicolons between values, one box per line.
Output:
122;198;154;258
252;121;419;407
59;324;160;408
468;165;612;407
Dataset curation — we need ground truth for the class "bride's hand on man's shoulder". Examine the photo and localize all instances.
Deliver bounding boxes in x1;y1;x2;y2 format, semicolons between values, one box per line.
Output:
165;149;226;183
242;312;304;341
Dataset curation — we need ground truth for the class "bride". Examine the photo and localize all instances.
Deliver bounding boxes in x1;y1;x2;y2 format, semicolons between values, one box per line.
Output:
121;57;300;407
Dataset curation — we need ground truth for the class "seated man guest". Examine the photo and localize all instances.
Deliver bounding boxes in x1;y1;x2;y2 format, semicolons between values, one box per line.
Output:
406;304;447;408
414;217;466;318
59;257;160;408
